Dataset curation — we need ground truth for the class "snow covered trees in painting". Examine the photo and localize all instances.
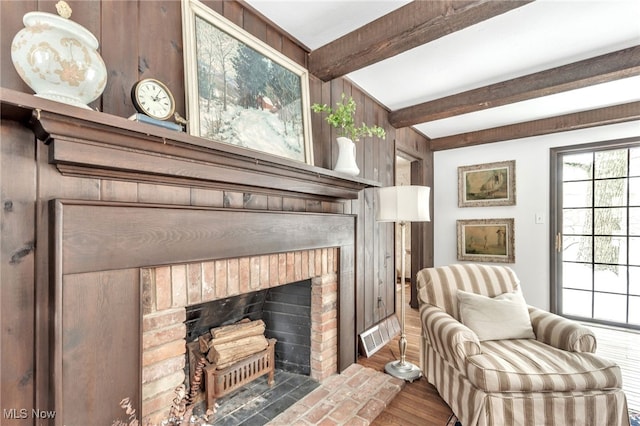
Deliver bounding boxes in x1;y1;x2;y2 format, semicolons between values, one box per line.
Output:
183;0;312;164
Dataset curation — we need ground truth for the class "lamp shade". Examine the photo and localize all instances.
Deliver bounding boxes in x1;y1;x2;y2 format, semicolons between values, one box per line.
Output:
376;185;431;222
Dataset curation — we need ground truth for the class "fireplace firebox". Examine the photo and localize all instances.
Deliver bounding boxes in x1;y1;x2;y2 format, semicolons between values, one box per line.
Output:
140;250;339;424
186;279;313;375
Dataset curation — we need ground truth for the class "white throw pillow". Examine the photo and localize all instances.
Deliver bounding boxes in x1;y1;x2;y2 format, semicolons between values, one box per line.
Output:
457;289;535;341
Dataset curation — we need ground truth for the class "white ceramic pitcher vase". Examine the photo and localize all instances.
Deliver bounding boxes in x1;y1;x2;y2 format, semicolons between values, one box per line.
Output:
334;136;360;176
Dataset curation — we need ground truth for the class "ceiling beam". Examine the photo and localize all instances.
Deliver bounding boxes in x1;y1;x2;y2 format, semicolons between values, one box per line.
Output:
389;46;640;128
429;102;640;151
308;0;532;82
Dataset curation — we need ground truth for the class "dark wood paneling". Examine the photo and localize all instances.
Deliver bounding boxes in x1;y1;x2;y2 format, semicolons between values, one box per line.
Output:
137;1;185;118
266;24;283;53
60;1;101;36
363;92;377;181
339;244;356;371
243;7;267;43
310;77;406;334
222;0;244;28
364;187;378;330
282;35;308;68
0;0;35;92
0;122;37;423
201;0;223;16
352;84;366;176
309;76;333;169
54;200;356;275
329;79;347;168
58;269;140;426
100;0;139;118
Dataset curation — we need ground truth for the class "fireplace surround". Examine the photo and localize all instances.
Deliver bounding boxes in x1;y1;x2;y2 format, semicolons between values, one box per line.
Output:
0;91;383;426
51;200;357;425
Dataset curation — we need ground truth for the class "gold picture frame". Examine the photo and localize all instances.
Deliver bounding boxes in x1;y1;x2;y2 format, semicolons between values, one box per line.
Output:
457;218;515;263
181;0;313;164
458;160;515;207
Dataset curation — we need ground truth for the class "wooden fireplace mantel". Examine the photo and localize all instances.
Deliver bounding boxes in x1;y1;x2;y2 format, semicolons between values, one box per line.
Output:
0;88;379;199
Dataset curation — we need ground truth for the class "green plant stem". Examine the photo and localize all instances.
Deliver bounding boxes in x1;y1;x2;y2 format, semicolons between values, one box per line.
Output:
311;93;385;141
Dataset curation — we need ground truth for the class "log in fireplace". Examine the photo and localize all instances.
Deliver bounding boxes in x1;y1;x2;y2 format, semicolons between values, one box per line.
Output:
188;319;276;412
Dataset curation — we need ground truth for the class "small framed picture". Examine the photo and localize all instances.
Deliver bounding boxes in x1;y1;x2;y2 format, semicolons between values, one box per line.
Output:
458;160;515;207
457;218;515;263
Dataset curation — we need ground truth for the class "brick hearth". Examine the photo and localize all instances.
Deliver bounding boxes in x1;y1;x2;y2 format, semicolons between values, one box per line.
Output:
140;248;340;425
268;364;404;425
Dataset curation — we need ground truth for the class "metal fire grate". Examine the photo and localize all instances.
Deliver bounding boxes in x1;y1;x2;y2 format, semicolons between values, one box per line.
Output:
204;338;276;411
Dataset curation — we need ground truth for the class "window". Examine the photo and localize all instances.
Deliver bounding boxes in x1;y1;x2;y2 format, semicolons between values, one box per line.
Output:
551;139;640;329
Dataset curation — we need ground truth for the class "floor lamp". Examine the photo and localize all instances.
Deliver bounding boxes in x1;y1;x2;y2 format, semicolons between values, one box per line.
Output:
376;185;430;382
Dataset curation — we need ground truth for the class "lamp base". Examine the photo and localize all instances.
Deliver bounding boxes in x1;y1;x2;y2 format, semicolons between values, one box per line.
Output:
384;360;422;382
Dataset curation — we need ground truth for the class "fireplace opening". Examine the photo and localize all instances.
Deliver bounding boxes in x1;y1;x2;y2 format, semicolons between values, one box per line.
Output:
184;280;314;416
141;250;339;425
186;279;312;376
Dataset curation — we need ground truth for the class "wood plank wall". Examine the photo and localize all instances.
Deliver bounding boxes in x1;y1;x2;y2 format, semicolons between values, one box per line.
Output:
0;1;433;421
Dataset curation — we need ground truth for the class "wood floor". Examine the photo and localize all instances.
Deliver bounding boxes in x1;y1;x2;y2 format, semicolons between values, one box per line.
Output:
358;284;453;426
358;285;640;425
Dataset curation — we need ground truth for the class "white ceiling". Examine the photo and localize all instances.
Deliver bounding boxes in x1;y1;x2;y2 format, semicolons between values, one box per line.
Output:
245;0;640;141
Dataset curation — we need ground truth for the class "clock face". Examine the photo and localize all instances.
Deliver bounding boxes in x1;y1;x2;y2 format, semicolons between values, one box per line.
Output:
132;79;176;121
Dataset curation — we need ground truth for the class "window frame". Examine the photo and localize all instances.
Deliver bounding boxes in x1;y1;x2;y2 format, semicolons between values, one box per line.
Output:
550;136;640;330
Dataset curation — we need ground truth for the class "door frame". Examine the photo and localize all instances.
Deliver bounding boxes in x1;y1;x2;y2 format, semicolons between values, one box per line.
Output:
550;136;640;328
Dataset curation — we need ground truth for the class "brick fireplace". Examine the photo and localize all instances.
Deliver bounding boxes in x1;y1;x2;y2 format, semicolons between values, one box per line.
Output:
140;248;339;424
50;199;358;426
0;100;379;426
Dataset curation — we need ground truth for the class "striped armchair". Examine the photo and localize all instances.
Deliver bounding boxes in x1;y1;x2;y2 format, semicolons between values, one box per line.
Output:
416;264;629;426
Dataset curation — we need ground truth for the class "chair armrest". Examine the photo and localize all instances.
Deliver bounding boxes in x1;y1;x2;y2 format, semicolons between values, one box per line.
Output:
528;306;596;353
420;304;482;370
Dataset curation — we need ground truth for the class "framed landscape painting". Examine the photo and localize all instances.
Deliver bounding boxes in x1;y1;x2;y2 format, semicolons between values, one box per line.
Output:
182;0;313;164
458;160;515;207
457;218;515;263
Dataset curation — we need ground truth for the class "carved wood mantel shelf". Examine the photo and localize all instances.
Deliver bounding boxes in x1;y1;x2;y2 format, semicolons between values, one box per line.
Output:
0;88;379;199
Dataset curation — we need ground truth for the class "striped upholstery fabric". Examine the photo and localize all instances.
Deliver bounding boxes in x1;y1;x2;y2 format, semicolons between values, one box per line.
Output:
466;339;622;392
417;263;520;320
420;304;481;371
528;306;597;353
417;264;630;426
426;342;630;426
